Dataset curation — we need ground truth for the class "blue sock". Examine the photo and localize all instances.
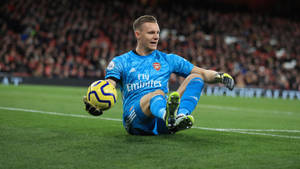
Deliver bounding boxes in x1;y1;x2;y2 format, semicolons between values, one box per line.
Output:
178;77;204;115
150;95;167;120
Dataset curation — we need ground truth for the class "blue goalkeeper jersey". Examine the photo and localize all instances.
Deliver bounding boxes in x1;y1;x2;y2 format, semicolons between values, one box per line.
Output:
105;50;194;113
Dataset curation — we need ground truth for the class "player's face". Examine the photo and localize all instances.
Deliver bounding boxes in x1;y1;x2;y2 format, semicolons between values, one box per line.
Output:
136;22;160;51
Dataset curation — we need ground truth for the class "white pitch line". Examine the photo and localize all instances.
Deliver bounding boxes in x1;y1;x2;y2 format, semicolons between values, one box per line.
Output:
229;131;300;139
200;104;296;115
1;106;300;139
192;126;300;139
0;106;122;121
193;127;300;133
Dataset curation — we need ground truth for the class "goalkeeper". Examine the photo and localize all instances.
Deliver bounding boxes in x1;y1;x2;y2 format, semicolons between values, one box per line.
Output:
84;15;234;135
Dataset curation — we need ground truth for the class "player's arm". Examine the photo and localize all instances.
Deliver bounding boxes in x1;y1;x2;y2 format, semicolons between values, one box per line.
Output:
190;66;235;90
106;77;117;88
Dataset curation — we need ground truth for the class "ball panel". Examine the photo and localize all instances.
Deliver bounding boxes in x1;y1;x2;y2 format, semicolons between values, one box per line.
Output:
100;82;117;103
86;80;117;110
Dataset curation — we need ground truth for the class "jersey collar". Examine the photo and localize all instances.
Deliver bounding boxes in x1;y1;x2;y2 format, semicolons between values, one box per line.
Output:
131;50;156;58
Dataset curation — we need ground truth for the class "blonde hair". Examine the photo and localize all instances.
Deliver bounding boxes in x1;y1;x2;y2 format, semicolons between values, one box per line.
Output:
133;15;157;31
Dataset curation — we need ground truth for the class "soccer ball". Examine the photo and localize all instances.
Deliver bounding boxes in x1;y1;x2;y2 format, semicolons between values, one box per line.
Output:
86;80;117;110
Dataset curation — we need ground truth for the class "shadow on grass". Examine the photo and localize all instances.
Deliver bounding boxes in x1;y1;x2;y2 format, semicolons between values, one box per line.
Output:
106;129;233;151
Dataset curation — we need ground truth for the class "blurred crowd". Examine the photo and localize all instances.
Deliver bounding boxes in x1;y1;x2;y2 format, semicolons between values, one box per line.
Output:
0;0;299;90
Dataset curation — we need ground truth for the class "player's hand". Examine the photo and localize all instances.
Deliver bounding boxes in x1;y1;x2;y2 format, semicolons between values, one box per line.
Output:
215;72;235;90
83;96;103;116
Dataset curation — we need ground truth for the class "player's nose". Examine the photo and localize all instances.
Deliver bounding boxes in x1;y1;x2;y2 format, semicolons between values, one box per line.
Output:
153;34;159;40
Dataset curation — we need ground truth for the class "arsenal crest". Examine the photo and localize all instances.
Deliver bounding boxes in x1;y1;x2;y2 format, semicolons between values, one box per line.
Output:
153;62;161;71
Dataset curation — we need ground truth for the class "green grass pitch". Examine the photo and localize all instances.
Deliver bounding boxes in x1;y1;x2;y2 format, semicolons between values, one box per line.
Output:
0;84;300;169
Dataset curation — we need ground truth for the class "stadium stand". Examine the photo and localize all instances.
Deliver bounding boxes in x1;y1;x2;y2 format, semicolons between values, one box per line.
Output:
0;0;299;90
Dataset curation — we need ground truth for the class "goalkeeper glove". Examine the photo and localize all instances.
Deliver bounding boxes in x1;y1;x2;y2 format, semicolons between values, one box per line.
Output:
215;72;235;90
83;96;103;116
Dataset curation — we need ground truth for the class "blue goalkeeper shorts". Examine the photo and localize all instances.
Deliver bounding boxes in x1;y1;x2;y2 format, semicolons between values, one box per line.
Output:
123;99;170;135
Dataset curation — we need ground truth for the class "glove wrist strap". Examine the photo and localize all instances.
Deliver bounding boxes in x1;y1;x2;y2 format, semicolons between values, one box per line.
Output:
214;72;224;83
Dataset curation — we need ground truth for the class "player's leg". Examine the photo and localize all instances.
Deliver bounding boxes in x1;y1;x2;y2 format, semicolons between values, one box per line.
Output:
124;100;157;135
124;89;177;135
177;73;204;115
140;89;179;131
124;90;167;135
140;89;166;119
170;74;204;132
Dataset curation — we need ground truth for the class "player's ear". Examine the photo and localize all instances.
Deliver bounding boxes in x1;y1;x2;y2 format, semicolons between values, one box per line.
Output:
135;30;140;39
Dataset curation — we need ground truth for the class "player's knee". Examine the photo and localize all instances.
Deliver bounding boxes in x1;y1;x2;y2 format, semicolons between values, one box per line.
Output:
152;89;165;97
186;74;204;87
186;73;203;80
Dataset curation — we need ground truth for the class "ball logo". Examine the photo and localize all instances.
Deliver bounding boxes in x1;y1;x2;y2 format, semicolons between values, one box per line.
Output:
153;62;161;71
